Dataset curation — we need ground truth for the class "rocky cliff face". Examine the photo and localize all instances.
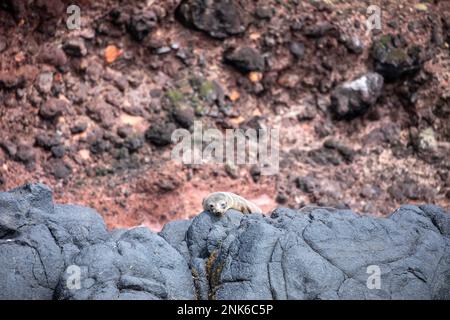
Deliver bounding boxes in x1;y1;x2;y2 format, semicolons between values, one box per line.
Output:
1;1;449;230
0;184;449;300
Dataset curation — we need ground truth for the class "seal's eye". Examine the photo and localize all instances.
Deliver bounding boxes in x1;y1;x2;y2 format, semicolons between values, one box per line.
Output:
221;202;226;209
209;204;214;209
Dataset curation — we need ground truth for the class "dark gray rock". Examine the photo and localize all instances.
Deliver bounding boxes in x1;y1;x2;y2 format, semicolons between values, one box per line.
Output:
186;206;450;300
176;0;248;39
39;98;67;119
127;9;158;42
38;45;67;68
56;226;195;300
70;122;88;134
63;38;87;57
255;6;273;20
159;219;192;262
51;145;65;158
339;34;364;54
0;183;449;300
0;184;62;299
371;34;426;81
15;144;36;165
330;72;384;119
0;184;195;300
303;22;339;38
172;106;195;129
186;210;244;299
124;137;144;152
48;159;72;179
289;42;305;59
35;133;61;150
295;176;316;193
224;47;265;73
145;122;177;147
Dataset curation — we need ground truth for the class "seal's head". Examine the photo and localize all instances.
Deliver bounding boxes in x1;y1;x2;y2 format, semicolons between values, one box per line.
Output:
203;193;230;216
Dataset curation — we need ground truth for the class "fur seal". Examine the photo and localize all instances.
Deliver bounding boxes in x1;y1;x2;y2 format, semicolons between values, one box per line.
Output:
202;192;263;216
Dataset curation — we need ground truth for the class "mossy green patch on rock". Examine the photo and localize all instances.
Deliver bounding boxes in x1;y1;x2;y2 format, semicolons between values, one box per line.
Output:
94;166;112;177
379;34;392;48
387;48;409;63
166;89;185;106
190;95;205;116
199;80;215;99
371;33;425;81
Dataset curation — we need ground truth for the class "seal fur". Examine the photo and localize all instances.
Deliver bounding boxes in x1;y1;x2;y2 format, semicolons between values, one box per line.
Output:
202;192;263;216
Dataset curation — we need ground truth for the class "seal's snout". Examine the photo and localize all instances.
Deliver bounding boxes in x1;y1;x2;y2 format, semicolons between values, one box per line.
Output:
208;206;224;217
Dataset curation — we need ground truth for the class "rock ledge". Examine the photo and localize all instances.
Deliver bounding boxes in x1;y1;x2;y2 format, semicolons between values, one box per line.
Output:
0;184;449;300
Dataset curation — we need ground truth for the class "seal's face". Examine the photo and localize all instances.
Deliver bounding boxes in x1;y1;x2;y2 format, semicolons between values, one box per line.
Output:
204;194;229;216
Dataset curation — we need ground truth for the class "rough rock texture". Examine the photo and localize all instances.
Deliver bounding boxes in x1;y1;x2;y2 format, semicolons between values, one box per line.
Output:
330;72;384;119
2;0;449;235
187;207;450;300
0;184;195;300
224;47;266;73
371;34;426;81
1;184;449;300
127;9;158;42
175;0;248;39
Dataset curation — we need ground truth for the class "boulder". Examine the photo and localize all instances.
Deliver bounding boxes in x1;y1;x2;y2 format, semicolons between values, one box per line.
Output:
175;0;248;39
330;72;384;119
145;122;177;147
371;34;426;81
39;98;67;119
224;47;265;73
62;38;87;57
187;206;450;300
0;183;449;300
0;184;195;300
38;45;67;68
127;9;158;42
